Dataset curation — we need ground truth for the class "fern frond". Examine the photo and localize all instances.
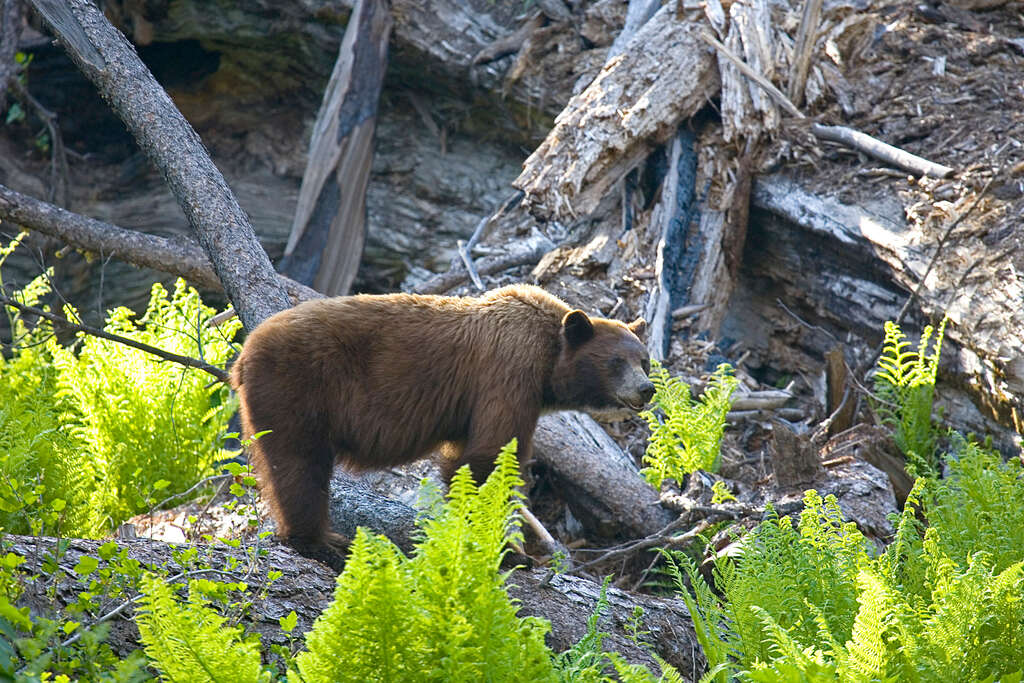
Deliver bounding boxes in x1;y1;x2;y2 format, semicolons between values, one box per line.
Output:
640;363;737;487
136;574;265;683
294;445;554;683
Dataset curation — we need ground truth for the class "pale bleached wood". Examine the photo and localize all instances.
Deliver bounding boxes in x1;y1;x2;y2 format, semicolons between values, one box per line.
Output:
513;4;719;221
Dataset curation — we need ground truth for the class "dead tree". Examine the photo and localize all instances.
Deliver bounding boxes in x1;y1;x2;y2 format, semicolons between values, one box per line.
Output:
278;0;391;296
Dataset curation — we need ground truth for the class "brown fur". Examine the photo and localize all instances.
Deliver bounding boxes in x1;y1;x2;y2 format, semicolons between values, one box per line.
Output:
230;284;652;560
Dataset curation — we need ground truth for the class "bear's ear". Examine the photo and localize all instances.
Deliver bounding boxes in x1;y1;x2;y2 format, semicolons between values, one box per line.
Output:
562;310;594;347
627;318;647;337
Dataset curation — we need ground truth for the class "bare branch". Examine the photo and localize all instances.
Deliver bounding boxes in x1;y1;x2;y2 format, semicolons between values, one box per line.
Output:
0;182;319;304
0;293;229;382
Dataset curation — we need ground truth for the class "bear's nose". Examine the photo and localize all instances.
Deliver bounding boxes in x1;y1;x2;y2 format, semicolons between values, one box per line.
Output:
639;381;655;404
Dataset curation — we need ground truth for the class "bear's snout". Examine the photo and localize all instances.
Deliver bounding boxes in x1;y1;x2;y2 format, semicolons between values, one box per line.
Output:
638;380;655;405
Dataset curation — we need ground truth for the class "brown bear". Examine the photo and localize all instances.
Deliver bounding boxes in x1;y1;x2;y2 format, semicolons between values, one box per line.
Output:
229;284;653;562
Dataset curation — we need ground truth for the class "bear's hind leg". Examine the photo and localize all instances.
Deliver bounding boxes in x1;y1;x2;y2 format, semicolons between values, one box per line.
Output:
247;425;345;567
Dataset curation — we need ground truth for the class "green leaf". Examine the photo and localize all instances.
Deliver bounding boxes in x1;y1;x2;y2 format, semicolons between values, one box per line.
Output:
279;611;298;633
73;556;99;576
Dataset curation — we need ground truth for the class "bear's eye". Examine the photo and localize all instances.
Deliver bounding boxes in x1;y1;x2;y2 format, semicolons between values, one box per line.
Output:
608;357;626;373
641;358;650;374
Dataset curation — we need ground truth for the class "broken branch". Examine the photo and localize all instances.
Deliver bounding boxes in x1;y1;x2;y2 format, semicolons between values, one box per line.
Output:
0;183;319;303
701;30;954;178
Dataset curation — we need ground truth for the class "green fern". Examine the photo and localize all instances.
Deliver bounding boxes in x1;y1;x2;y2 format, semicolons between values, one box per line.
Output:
675;446;1024;682
0;257;240;535
662;552;731;683
640;363;737;487
291;441;555;683
922;435;1024;574
553;576;613;681
135;574;267;683
51;279;241;525
872;318;946;474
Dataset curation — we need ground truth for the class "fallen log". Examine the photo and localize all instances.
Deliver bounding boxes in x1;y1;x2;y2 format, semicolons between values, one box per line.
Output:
3;534;704;677
534;412;676;540
514;3;719;221
744;173;1023;448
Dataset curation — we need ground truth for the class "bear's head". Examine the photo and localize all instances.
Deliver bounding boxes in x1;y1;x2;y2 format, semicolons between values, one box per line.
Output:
547;310;655;416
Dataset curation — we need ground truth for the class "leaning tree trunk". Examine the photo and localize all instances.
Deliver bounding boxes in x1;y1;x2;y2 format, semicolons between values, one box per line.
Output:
28;0;289;330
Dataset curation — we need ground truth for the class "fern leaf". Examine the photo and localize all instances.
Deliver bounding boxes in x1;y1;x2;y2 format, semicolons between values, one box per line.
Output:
136;574;264;683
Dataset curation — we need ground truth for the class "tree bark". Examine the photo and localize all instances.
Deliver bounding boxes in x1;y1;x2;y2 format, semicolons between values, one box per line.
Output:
27;0;289;330
4;534;703;678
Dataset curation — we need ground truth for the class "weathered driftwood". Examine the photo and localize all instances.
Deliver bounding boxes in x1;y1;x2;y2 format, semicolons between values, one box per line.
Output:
534;412;676;540
4;534;704;677
29;0;290;330
0;183;319;303
514;3;719;221
279;0;390;296
748;173;1023;446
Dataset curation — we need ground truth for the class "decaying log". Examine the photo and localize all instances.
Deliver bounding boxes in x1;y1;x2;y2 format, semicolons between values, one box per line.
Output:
0;183;319;304
279;0;391;296
3;534;703;677
514;3;719;221
745;173;1023;445
534;412;676;540
28;0;289;330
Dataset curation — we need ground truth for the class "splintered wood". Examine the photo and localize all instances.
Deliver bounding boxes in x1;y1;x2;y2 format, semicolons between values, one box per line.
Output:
513;4;718;221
